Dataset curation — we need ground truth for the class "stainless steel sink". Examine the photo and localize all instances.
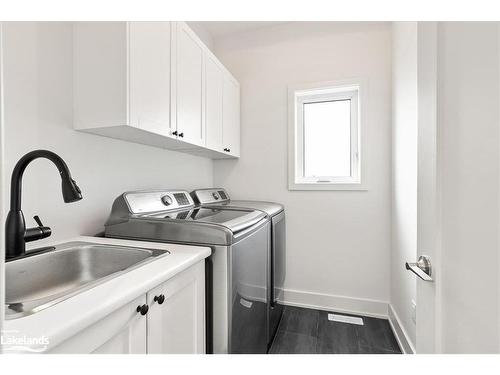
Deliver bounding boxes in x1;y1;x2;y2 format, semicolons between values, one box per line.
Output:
5;241;169;319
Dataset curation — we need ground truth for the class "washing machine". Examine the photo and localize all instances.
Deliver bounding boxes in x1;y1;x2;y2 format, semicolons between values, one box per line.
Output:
104;189;270;354
190;188;285;349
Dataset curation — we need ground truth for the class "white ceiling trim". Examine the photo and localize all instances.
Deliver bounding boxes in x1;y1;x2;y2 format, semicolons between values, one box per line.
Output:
188;21;290;40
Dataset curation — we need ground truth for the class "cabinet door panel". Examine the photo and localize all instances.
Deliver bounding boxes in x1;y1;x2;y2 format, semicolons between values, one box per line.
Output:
205;56;224;151
175;23;205;146
223;77;240;157
49;295;147;354
129;21;172;136
147;261;205;354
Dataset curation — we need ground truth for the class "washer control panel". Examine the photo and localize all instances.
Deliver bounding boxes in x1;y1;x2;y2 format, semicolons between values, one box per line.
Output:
191;188;230;205
124;190;194;214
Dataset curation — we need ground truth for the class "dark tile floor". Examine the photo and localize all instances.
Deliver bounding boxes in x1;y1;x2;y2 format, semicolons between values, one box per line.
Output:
269;306;402;354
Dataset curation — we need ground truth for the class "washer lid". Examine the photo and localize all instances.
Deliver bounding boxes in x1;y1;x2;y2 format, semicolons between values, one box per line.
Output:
141;207;267;233
227;200;284;217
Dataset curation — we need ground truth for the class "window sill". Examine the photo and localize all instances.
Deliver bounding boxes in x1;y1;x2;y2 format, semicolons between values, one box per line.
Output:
288;182;368;191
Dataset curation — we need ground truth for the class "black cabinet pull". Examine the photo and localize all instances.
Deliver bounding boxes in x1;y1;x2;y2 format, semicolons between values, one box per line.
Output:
154;294;165;305
179;132;184;138
136;304;149;315
172;130;178;136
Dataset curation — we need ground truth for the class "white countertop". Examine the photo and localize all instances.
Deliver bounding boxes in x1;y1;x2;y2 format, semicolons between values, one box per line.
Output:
3;236;211;353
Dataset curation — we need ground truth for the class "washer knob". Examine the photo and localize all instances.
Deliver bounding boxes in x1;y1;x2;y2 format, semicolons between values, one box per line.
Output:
212;192;219;200
161;195;173;206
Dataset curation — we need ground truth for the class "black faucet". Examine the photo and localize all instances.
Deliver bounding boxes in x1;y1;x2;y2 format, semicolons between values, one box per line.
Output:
5;150;83;260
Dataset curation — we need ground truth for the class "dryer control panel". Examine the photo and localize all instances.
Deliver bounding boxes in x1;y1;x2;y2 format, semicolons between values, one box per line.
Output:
124;190;195;214
191;188;230;205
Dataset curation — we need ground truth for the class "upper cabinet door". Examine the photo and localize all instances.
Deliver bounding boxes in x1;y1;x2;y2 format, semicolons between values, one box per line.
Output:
174;22;205;147
129;22;172;136
223;77;241;157
205;55;224;152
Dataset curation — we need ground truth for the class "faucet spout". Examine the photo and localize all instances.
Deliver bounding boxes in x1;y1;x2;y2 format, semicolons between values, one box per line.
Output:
5;150;83;260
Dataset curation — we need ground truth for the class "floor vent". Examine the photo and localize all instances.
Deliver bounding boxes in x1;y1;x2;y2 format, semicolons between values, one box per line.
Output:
328;313;364;325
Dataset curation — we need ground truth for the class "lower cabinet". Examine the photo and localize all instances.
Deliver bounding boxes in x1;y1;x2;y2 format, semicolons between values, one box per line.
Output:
50;294;147;354
92;295;147;354
50;261;205;354
147;260;205;353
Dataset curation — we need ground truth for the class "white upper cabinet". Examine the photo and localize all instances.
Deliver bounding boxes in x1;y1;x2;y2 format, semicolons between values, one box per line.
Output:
223;76;241;157
74;22;130;129
173;22;205;147
73;21;239;158
129;22;172;136
74;21;179;150
205;50;241;158
205;54;224;152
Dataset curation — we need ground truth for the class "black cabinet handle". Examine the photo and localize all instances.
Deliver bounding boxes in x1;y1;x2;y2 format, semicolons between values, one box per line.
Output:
178;132;184;138
172;131;178;136
136;304;149;315
223;148;231;152
154;294;165;305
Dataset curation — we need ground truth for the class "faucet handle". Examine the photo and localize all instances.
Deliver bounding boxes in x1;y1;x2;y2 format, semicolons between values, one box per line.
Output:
24;215;52;243
33;215;44;227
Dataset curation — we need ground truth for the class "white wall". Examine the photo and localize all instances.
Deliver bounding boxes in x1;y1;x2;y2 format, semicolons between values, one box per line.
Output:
390;22;418;351
391;21;500;354
213;22;392;315
1;22;213;247
437;22;499;353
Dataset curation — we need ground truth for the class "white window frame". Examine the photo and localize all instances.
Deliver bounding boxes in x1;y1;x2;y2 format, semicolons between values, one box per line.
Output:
288;79;366;191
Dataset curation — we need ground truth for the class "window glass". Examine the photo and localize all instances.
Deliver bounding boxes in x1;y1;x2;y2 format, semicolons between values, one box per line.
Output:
303;99;351;178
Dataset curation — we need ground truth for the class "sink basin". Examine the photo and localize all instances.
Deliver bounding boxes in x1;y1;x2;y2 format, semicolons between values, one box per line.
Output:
5;241;169;319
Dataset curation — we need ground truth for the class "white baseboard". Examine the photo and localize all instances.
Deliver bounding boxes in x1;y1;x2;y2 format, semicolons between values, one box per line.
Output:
388;304;415;354
282;288;389;319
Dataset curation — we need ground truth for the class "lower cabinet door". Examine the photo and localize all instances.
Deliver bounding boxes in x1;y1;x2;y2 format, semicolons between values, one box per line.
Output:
147;261;205;354
49;295;148;354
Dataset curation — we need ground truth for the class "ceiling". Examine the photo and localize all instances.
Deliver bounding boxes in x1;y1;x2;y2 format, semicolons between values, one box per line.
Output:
190;21;289;40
